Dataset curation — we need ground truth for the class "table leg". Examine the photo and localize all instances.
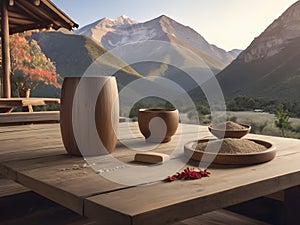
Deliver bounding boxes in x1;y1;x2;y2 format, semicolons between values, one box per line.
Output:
0;107;13;113
22;105;33;112
281;185;300;225
28;105;33;112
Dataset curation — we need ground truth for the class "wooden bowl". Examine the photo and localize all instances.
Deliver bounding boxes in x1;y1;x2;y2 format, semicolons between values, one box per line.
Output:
184;138;276;165
208;123;251;139
138;108;179;143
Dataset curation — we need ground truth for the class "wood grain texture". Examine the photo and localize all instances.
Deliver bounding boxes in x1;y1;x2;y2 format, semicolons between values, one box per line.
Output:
0;98;60;112
60;77;119;156
0;177;29;198
0;111;59;125
0;191;96;225
0;123;299;225
175;210;270;225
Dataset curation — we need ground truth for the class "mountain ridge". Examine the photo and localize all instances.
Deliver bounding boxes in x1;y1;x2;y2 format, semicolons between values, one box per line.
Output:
76;15;237;70
216;0;300;103
30;31;142;97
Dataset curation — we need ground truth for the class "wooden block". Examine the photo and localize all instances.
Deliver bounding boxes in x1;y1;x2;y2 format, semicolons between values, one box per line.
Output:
134;152;170;164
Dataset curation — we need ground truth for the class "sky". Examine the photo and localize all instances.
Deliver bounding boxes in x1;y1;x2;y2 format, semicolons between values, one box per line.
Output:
52;0;298;51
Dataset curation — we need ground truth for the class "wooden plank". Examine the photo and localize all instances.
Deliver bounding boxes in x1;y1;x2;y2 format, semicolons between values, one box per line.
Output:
85;136;300;225
0;123;300;225
0;125;65;166
0;191;96;225
0;98;60;113
0;154;127;215
0;111;60;124
0;177;29;197
266;191;285;201
86;170;300;225
0;123;58;133
0;123;205;215
176;210;270;225
0;97;59;107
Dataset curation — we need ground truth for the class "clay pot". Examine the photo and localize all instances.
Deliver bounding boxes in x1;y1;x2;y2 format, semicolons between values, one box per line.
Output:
19;89;30;98
138;108;179;143
60;76;119;156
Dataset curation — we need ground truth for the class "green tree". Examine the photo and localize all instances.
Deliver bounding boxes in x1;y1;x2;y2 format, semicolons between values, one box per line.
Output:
275;104;290;137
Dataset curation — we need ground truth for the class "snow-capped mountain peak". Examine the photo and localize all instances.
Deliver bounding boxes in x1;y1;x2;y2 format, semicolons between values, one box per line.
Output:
76;15;236;67
114;15;136;25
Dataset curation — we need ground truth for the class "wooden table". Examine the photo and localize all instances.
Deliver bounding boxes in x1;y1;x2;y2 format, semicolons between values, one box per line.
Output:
0;97;60;113
0;123;300;225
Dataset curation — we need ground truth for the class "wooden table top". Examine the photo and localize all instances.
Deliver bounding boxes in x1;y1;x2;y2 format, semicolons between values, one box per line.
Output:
0;123;300;225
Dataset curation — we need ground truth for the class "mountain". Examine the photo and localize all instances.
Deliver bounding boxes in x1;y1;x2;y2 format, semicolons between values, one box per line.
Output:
30;31;142;97
76;15;238;91
228;49;243;58
77;15;235;67
76;15;138;47
216;1;300;103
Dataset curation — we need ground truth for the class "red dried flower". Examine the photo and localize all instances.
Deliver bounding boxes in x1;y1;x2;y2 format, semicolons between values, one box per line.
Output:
165;176;177;182
164;167;210;182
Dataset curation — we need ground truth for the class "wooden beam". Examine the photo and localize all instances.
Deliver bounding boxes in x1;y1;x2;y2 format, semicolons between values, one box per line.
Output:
9;0;14;6
33;0;40;6
17;0;61;29
14;1;42;21
40;0;78;28
1;0;11;98
9;17;38;25
9;23;49;34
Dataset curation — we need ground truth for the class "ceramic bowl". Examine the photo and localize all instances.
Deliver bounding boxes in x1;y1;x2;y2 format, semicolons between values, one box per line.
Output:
208;123;251;139
138;108;179;143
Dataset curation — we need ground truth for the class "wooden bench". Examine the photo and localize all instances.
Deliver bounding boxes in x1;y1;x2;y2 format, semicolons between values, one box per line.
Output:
0;97;60;113
0;111;60;126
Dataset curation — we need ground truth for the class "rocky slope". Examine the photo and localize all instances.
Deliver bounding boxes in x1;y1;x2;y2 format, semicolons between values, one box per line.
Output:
76;15;238;71
76;15;241;91
216;0;300;103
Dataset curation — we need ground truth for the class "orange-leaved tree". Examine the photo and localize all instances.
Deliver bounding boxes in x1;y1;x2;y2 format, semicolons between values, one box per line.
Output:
8;32;61;94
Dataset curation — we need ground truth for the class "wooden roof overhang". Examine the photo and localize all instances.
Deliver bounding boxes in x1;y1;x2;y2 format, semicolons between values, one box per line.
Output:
1;0;78;35
0;0;79;97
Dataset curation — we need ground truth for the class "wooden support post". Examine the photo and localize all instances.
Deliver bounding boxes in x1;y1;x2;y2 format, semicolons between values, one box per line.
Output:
1;0;11;98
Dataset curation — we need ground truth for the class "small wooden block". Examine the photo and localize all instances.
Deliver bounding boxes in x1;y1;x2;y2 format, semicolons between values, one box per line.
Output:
134;152;170;164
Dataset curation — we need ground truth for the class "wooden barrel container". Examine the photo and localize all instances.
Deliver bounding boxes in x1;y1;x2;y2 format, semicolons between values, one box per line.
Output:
60;76;119;156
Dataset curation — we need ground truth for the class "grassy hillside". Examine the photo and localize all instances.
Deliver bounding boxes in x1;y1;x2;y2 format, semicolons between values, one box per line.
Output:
31;31;142;97
216;37;300;103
